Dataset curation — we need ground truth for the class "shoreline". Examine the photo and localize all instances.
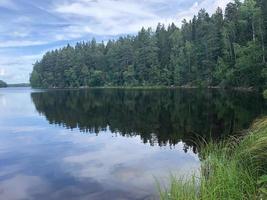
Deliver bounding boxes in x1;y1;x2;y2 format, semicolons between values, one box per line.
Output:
31;85;258;92
159;117;267;199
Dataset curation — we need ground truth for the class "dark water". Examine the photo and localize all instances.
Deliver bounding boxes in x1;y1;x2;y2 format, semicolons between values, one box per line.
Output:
0;88;266;200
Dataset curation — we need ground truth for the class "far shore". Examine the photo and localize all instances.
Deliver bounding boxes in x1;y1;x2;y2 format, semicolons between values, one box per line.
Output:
30;85;258;92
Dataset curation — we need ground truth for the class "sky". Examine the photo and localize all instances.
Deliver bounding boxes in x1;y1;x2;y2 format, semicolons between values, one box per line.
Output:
0;0;233;84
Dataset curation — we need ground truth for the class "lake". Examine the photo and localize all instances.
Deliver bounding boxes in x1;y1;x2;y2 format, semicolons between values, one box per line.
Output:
0;87;266;200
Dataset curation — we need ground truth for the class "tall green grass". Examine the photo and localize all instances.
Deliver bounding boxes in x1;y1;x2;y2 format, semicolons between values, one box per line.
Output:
159;118;267;200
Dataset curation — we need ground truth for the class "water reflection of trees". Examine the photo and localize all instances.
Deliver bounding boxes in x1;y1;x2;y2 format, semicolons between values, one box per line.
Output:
31;89;266;149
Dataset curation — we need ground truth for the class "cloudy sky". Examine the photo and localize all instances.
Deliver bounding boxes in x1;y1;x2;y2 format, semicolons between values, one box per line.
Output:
0;0;233;83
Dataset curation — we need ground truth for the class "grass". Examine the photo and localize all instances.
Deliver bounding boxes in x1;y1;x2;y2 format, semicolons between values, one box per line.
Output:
159;117;267;200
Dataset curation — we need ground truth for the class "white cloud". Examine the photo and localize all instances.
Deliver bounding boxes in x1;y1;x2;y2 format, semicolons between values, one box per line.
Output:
0;53;43;83
0;0;18;9
54;0;161;35
0;40;48;48
12;31;29;38
175;0;234;24
13;16;32;23
53;0;234;36
55;0;156;19
0;68;5;76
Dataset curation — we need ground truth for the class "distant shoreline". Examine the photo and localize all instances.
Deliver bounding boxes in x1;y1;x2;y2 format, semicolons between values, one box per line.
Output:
7;83;30;87
30;85;258;92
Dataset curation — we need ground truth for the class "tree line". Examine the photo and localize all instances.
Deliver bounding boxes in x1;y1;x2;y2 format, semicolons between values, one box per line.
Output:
0;80;7;88
30;0;267;89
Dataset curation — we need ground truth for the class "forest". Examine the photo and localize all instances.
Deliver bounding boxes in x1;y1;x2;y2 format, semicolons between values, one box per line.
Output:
30;0;267;89
0;80;7;88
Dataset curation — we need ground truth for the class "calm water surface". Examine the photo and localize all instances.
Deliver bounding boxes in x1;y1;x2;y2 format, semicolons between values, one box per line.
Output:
0;88;266;200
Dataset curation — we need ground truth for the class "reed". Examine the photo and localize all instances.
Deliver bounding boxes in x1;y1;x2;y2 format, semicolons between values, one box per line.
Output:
160;117;267;200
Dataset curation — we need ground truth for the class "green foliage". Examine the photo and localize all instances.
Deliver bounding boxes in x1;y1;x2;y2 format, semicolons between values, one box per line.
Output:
0;80;7;88
160;117;267;200
234;41;264;87
158;175;199;200
263;89;267;98
258;175;267;199
30;0;267;89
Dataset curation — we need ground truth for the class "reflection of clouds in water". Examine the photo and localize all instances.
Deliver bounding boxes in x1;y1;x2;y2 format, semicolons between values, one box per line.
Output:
62;129;200;194
0;90;37;118
0;88;203;199
0;125;49;152
0;126;47;133
0;175;48;200
0;94;7;107
111;164;143;182
0;105;200;199
0;164;21;177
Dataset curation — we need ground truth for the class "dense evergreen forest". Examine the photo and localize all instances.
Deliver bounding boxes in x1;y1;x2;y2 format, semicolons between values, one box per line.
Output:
0;80;7;88
30;0;267;89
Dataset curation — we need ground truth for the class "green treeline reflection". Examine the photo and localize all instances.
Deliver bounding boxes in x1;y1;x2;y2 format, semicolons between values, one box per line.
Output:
31;89;266;150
